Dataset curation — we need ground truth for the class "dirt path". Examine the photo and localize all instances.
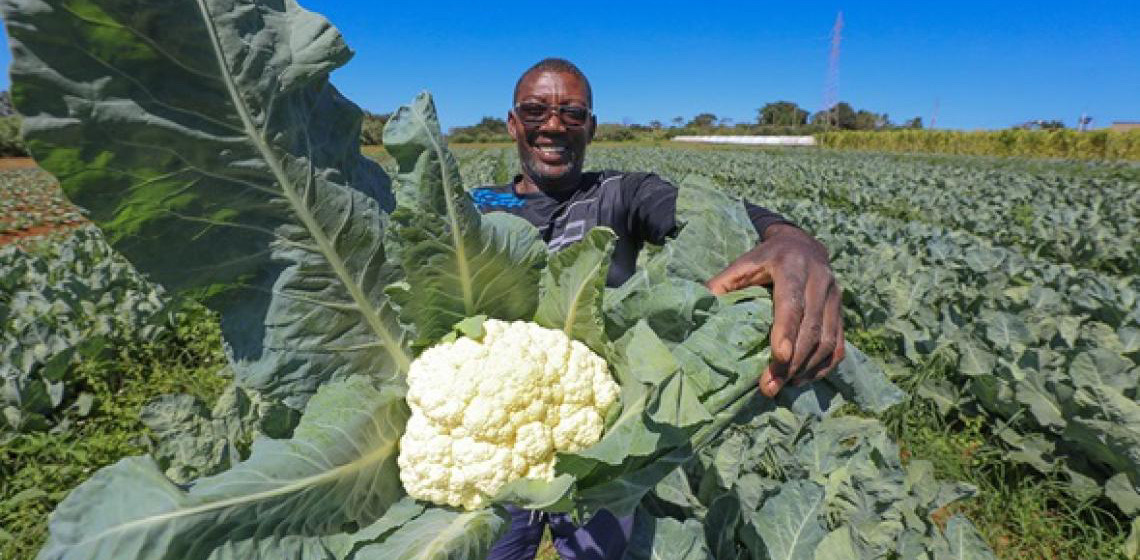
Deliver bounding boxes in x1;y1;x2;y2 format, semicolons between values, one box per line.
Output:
0;157;37;170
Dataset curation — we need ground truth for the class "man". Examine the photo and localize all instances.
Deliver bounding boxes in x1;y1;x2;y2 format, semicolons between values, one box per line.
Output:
471;58;844;560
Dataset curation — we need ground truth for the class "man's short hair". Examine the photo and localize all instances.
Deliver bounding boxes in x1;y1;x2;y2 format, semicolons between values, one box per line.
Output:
513;58;593;108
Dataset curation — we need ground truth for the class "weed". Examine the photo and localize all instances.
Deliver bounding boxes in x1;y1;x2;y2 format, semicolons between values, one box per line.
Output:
0;301;227;559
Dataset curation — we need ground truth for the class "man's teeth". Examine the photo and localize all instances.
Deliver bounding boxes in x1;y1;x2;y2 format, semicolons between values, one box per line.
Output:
537;146;566;154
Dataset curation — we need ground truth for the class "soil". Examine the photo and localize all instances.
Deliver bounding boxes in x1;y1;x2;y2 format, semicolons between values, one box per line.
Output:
0;157;88;247
0;220;86;247
0;157;37;170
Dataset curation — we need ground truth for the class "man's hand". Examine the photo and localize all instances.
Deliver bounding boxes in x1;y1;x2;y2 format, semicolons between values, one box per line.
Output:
705;224;845;397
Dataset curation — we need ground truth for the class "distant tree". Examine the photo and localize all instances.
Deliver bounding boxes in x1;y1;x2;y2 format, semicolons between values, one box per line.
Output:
447;116;510;143
671;116;685;127
854;110;890;130
688;113;718;128
476;116;508;133
758;101;808;126
1012;119;1066;130
811;102;857;129
832;102;857;129
593;123;637;142
649;120;663;129
903;116;923;129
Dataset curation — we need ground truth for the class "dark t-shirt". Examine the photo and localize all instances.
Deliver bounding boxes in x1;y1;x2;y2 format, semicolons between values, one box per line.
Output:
471;171;791;286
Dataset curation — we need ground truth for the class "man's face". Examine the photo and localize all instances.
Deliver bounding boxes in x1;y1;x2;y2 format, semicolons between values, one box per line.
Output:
508;70;595;192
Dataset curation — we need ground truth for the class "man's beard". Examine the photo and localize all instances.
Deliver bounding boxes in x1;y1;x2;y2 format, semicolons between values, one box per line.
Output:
519;148;581;194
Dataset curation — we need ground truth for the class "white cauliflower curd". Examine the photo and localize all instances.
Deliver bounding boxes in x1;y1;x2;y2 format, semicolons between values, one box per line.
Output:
397;319;620;510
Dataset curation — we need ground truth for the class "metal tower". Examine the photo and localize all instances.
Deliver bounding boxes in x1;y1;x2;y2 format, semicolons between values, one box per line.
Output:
822;11;843;128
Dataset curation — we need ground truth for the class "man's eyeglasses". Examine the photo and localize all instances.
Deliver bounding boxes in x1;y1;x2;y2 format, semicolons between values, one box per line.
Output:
512;102;592;128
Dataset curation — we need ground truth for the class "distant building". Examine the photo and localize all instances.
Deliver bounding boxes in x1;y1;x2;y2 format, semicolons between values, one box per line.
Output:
1110;121;1140;131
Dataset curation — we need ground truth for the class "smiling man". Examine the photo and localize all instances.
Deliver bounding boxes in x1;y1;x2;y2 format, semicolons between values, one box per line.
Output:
472;58;845;560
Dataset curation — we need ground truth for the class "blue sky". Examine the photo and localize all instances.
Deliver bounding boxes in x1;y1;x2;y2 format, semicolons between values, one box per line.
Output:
2;1;1137;130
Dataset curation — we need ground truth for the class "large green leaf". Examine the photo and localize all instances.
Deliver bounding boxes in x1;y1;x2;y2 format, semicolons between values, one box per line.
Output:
535;227;616;355
623;508;712;560
943;515;996;560
557;321;684;475
349;507;510;560
654;176;759;284
548;294;768;520
384;93;546;346
2;0;411;408
603;177;754;343
39;377;408;560
703;494;742;560
823;343;905;413
671;296;771;398
743;480;826;560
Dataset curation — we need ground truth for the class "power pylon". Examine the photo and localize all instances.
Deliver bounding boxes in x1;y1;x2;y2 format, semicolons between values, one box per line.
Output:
822;11;843;128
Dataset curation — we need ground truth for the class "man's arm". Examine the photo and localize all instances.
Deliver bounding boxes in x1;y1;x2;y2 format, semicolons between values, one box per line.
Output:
705;222;845;397
627;174;846;397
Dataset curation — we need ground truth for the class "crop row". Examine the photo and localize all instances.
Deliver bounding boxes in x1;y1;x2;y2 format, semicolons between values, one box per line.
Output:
457;146;1140;277
817;128;1140;161
455;146;1140;277
454;146;1140;518
0;226;168;436
589;147;1140;277
759;192;1139;513
0;168;85;235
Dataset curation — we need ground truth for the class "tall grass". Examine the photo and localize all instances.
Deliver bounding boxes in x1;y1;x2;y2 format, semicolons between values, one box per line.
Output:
817;129;1140;161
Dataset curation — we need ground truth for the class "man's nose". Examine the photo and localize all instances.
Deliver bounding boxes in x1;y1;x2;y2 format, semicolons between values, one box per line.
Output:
537;109;567;132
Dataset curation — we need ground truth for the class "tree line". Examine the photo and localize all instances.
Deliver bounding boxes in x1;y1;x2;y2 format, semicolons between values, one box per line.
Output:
439;100;927;144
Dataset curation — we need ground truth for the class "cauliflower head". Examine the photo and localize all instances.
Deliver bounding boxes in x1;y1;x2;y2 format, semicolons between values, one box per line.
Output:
397;319;620;510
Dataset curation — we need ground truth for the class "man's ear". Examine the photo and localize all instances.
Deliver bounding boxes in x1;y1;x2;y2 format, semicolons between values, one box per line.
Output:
587;115;597;143
507;111;519;141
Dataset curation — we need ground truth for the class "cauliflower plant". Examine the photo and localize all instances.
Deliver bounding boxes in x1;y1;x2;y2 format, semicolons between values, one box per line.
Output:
397;319;620;510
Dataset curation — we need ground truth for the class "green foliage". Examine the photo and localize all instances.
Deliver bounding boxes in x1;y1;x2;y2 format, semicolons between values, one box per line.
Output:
757;101;809;127
546;145;1138;557
7;0;1129;556
1;226;168;434
1;300;228;559
0;168;83;234
384;93;547;349
812;102;858;129
6;0;410;412
893;399;1131;560
0;115;27;157
818;128;1140;160
664;409;994;559
742;180;1140;518
3;0;922;551
577;145;1140;275
448;116;511;143
686;113;718;128
593;123;639;142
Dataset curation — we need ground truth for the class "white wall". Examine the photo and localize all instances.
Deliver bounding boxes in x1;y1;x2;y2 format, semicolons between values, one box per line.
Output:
671;135;816;146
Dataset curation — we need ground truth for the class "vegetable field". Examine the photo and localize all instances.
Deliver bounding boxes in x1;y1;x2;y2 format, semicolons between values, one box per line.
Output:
453;145;1140;558
3;144;1137;559
0;2;1137;559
